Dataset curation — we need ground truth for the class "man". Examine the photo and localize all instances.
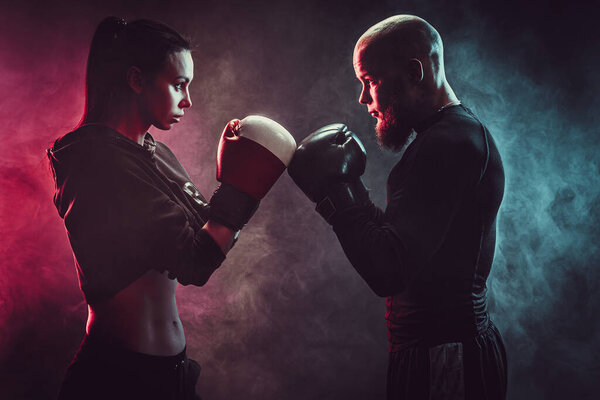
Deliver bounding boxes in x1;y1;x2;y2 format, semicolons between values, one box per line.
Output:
289;15;507;399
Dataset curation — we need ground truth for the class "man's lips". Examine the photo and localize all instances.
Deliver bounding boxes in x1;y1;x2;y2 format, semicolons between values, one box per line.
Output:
369;110;379;118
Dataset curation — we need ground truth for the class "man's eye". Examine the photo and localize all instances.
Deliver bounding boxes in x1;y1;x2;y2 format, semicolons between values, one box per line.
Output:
174;83;185;90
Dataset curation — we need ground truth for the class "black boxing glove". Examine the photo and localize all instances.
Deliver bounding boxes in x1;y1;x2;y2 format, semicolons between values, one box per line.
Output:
288;124;370;223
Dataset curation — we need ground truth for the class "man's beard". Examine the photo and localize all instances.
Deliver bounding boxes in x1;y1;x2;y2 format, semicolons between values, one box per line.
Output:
375;96;416;152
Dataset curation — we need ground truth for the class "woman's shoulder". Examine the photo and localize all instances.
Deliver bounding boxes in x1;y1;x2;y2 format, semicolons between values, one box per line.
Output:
51;124;154;168
153;140;183;166
51;124;117;160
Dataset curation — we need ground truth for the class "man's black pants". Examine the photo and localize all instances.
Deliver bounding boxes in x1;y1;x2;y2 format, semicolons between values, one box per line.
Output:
387;322;507;400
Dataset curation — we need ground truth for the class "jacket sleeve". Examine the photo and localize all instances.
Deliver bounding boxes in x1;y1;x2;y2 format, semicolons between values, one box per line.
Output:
330;132;482;297
60;141;225;300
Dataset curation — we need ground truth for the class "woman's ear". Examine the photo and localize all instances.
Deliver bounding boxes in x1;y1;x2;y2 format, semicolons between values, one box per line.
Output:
126;66;144;94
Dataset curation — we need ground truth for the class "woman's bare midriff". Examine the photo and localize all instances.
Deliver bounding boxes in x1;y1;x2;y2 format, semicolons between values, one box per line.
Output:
85;270;186;356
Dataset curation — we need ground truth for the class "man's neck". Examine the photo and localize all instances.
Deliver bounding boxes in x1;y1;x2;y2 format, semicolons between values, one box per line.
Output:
434;82;459;111
412;85;460;133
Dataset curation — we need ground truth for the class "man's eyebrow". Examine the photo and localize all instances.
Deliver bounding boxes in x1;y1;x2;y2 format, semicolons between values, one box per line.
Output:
175;76;191;82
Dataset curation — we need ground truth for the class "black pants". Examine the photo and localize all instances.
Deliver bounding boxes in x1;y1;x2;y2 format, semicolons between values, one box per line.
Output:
57;334;202;400
386;322;507;400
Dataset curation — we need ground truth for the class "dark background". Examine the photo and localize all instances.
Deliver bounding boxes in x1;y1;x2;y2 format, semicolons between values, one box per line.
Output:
1;0;599;398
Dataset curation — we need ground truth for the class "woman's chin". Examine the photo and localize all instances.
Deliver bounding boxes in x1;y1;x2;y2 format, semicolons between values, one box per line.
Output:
153;122;174;131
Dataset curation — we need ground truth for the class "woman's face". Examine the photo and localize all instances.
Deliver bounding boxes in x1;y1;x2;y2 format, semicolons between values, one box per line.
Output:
141;50;194;130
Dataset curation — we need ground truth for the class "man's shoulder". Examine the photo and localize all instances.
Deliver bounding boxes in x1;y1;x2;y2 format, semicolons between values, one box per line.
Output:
427;105;484;138
420;105;488;156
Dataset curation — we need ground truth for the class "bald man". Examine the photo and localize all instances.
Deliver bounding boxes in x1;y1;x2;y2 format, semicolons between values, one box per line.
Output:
289;15;507;400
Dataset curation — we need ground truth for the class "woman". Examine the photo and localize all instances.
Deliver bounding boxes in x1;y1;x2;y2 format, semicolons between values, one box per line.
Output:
48;17;295;400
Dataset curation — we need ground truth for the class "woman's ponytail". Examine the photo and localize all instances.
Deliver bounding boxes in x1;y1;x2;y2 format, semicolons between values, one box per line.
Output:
82;17;129;124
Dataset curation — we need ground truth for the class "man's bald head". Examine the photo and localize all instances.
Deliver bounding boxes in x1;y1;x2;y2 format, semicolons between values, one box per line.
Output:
354;15;445;82
353;15;457;151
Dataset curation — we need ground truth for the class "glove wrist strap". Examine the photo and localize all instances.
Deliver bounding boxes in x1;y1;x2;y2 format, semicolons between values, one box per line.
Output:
316;179;369;223
208;182;260;231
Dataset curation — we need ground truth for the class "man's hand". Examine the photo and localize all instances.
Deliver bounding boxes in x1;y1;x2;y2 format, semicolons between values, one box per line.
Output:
288;123;370;223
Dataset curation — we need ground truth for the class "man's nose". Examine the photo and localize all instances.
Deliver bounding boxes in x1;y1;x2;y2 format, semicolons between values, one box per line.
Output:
359;86;371;105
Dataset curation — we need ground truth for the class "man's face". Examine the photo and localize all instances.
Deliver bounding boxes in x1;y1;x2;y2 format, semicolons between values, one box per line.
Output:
141;50;194;130
353;42;420;151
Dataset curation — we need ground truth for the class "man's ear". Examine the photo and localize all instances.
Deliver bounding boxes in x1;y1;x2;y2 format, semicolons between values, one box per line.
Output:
407;58;424;83
127;66;144;94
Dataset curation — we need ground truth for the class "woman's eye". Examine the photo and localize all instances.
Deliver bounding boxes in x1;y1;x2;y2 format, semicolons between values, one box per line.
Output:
174;83;185;91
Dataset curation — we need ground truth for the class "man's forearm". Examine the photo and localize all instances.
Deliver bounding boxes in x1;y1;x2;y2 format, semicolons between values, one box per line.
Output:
332;203;413;297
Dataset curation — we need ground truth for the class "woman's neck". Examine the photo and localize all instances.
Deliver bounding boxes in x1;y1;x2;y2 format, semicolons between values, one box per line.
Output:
98;104;150;145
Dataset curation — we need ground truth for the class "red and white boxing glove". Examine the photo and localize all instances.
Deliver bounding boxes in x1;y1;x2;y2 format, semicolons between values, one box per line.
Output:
208;115;296;230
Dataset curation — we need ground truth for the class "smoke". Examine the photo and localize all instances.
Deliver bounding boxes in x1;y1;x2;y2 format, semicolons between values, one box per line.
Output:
1;0;598;399
443;8;600;399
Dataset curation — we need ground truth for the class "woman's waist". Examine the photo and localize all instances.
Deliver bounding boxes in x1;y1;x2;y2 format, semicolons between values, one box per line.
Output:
86;308;186;356
87;271;185;356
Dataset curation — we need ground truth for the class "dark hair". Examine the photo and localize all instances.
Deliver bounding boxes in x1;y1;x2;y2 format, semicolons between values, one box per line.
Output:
82;16;190;124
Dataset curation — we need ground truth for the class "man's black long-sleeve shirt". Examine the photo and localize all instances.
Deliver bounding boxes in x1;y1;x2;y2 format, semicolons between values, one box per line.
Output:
332;105;504;351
